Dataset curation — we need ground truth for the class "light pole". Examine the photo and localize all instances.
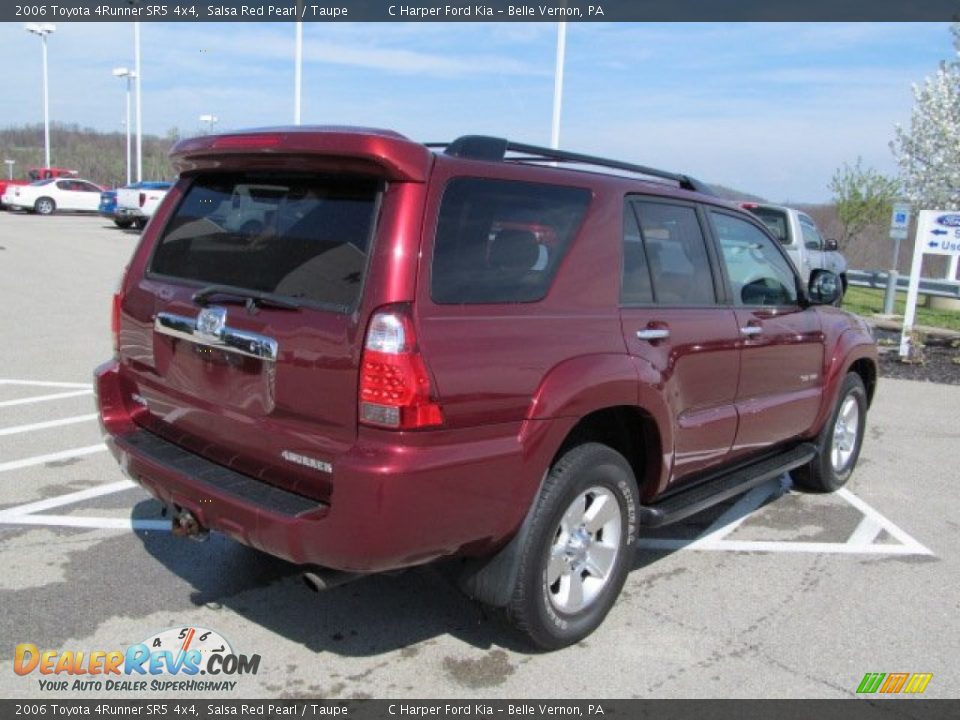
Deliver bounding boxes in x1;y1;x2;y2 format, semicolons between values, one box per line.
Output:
294;19;303;124
112;67;136;186
4;160;14;180
550;22;566;149
134;21;143;182
199;114;219;134
25;23;56;168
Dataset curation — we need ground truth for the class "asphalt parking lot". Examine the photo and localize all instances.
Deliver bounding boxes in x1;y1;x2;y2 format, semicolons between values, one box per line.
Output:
0;212;957;699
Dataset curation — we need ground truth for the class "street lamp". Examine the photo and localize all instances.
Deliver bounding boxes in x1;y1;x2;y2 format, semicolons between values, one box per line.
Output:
550;21;566;150
25;23;56;168
112;67;136;186
134;21;143;183
4;160;14;180
294;20;303;125
199;114;219;134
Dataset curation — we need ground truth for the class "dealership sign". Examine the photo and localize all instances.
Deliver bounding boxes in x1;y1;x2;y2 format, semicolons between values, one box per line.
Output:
900;210;960;356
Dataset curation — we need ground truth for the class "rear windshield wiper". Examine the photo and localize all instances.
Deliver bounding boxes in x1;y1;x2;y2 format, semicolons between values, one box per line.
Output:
192;285;302;311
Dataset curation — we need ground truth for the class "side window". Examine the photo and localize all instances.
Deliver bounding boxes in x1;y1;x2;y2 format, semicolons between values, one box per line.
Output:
711;212;799;307
633;201;715;305
620;204;653;304
799;216;823;251
56;180;71;191
431;178;590;304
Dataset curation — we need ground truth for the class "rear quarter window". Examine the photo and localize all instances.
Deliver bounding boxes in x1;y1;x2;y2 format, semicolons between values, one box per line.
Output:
430;178;590;304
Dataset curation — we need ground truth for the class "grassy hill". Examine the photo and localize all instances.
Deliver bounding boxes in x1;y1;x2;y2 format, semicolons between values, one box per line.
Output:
0;123;177;188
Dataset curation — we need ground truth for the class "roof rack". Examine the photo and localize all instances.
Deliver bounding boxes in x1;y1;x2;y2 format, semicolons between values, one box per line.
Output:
425;135;715;196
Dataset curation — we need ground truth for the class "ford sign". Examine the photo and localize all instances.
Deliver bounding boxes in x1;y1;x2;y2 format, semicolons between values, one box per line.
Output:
935;214;960;227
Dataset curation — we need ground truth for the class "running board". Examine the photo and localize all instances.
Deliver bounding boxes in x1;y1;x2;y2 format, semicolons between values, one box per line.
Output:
639;443;817;528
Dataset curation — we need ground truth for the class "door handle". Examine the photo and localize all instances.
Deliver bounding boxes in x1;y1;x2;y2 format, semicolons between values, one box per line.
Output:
740;325;763;337
636;328;670;341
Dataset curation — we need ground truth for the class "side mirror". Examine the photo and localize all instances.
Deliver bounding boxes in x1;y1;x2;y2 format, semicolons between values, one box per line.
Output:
824;238;839;252
808;271;840;305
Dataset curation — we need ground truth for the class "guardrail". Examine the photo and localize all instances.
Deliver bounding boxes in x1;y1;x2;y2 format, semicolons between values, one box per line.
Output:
846;270;960;300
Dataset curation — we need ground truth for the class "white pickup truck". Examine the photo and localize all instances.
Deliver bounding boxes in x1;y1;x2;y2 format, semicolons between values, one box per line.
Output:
115;182;172;230
740;202;848;303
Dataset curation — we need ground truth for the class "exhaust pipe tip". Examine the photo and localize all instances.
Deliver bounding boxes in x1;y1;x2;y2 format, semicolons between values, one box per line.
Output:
171;508;209;542
303;568;362;593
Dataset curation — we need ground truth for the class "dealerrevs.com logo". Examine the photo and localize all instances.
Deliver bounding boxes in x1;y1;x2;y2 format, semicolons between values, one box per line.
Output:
14;626;260;692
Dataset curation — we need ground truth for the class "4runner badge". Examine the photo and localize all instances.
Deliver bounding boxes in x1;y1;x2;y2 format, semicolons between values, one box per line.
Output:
281;450;333;474
197;307;227;340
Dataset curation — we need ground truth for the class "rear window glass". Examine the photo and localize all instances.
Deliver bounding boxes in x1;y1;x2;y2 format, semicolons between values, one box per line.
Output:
746;206;789;244
150;173;380;311
431;178;590;304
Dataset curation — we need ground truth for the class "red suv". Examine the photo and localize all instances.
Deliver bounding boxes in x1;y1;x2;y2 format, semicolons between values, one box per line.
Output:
96;127;877;649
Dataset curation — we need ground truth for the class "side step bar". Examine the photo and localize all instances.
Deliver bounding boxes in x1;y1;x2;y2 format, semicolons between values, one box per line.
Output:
639;443;817;528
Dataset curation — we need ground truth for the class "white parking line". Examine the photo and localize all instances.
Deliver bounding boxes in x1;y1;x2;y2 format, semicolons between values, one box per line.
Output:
635;481;934;557
0;390;92;408
0;479;134;518
0;479;169;533
0;444;107;473
0;379;93;390
0;413;98;437
835;488;933;554
0;514;169;531
636;538;933;555
847;516;883;547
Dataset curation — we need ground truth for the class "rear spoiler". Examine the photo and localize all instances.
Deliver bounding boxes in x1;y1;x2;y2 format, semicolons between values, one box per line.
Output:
170;127;433;183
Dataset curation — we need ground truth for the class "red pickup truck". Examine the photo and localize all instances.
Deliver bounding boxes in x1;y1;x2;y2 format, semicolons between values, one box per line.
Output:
0;167;78;208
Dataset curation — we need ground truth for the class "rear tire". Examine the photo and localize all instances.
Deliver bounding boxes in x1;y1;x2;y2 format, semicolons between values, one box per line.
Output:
34;197;55;215
134;217;147;230
114;218;133;229
503;442;639;650
792;372;866;493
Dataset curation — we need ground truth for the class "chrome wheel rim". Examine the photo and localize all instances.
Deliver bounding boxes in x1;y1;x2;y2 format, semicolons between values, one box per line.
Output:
831;395;860;472
546;486;622;614
37;200;52;214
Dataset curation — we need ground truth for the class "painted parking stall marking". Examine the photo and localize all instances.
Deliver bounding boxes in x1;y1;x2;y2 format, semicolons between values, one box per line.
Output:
0;379;934;558
0;378;134;531
635;475;933;557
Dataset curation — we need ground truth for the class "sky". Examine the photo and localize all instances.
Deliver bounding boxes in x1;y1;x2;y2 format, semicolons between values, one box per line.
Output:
0;21;953;202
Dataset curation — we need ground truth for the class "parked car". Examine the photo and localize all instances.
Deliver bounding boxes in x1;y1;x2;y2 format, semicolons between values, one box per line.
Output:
96;127;878;649
739;202;848;303
4;177;104;215
101;182;172;228
115;181;172;229
0;167;78;209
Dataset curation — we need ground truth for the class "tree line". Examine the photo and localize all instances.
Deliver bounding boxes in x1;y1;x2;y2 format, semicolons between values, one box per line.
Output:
0;123;178;188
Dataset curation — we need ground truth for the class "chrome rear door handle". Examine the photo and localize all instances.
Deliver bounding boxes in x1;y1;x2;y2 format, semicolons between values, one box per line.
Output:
740;325;763;337
155;311;279;362
636;328;670;341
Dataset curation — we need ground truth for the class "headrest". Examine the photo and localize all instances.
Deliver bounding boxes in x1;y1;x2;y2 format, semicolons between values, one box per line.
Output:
489;229;540;272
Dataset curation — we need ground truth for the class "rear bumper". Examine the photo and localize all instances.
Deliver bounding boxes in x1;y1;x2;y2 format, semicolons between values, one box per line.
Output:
95;360;537;573
116;207;146;218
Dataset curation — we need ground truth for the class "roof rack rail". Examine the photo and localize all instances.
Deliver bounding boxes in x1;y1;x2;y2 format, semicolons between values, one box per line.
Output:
426;135;715;196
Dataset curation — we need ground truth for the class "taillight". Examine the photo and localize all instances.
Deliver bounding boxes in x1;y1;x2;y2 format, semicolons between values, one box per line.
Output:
138;192;146;207
111;268;128;357
359;305;443;430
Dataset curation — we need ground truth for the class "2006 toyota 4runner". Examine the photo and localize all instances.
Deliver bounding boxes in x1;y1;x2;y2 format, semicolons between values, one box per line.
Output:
96;127;877;649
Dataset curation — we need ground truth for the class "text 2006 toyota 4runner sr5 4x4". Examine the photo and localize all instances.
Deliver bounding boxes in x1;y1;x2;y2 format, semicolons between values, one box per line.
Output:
96;128;877;649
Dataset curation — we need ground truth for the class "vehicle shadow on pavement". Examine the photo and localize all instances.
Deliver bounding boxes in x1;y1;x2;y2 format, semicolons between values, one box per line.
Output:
132;499;529;656
131;487;780;656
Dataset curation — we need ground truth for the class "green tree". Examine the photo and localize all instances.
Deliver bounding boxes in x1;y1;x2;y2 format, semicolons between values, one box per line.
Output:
828;157;899;248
